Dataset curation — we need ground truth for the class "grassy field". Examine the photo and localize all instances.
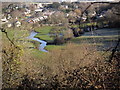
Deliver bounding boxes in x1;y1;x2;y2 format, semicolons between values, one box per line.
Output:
35;26;53;34
34;26;54;42
33;26;67;51
3;28;29;40
45;45;65;51
3;27;119;60
2;28;36;52
35;34;53;41
2;27;65;59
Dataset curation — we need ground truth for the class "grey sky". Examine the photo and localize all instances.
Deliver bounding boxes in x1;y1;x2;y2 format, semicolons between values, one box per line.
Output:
0;0;119;2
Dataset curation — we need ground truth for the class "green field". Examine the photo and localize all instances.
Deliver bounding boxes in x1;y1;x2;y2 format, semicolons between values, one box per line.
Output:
3;27;119;59
2;28;35;50
35;34;53;41
35;26;53;34
34;26;54;42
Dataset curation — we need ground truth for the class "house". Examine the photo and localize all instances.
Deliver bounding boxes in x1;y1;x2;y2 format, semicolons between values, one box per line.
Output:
92;11;96;16
6;14;12;20
35;8;43;12
16;21;21;27
1;17;8;22
28;16;48;23
7;23;12;27
62;0;78;2
82;14;87;21
43;10;55;16
60;5;69;9
24;8;31;14
32;2;53;9
34;3;43;8
24;8;32;17
82;17;87;21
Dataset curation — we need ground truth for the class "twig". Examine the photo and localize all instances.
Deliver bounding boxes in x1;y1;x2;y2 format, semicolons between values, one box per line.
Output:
101;46;114;56
0;28;18;48
109;38;120;63
78;3;94;28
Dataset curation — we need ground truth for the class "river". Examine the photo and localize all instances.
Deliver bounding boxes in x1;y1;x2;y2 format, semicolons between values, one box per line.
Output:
27;28;120;52
27;31;48;52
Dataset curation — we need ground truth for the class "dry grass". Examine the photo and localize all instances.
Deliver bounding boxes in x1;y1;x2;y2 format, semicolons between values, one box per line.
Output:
20;43;103;75
2;40;23;88
42;43;104;75
2;40;119;89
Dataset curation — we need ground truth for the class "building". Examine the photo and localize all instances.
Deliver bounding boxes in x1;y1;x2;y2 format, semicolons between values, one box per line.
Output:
31;2;53;8
61;0;78;2
77;0;96;2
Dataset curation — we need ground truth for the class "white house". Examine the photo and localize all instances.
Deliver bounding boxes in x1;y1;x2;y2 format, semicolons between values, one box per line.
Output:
35;3;43;8
7;23;12;28
35;9;43;12
32;2;53;8
7;14;12;20
24;8;31;15
92;11;96;16
28;16;48;23
16;21;21;27
1;17;8;22
61;0;78;2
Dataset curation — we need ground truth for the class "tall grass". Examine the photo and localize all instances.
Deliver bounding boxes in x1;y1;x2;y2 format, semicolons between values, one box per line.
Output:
43;43;103;75
2;37;23;88
2;41;119;89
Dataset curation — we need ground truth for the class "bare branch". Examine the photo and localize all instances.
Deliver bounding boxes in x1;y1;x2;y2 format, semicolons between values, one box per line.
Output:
109;38;120;63
0;27;19;49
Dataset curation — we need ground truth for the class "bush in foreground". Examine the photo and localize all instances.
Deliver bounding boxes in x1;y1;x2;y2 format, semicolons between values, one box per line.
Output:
2;43;119;89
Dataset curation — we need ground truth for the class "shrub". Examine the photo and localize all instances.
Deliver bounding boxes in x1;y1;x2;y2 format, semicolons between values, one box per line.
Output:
3;42;119;89
53;37;65;45
16;43;116;89
2;42;23;88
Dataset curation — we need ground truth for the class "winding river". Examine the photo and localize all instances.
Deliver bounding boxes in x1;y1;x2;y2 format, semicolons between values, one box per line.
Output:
27;31;48;52
27;28;119;52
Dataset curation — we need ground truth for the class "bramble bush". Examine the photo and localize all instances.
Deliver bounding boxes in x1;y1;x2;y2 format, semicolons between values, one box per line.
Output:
14;43;119;89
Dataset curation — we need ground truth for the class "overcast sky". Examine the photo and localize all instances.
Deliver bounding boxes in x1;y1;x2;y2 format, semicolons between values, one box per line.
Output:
0;0;119;2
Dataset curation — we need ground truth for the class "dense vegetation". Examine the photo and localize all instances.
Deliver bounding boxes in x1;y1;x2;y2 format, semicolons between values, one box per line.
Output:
2;37;120;89
1;2;120;89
